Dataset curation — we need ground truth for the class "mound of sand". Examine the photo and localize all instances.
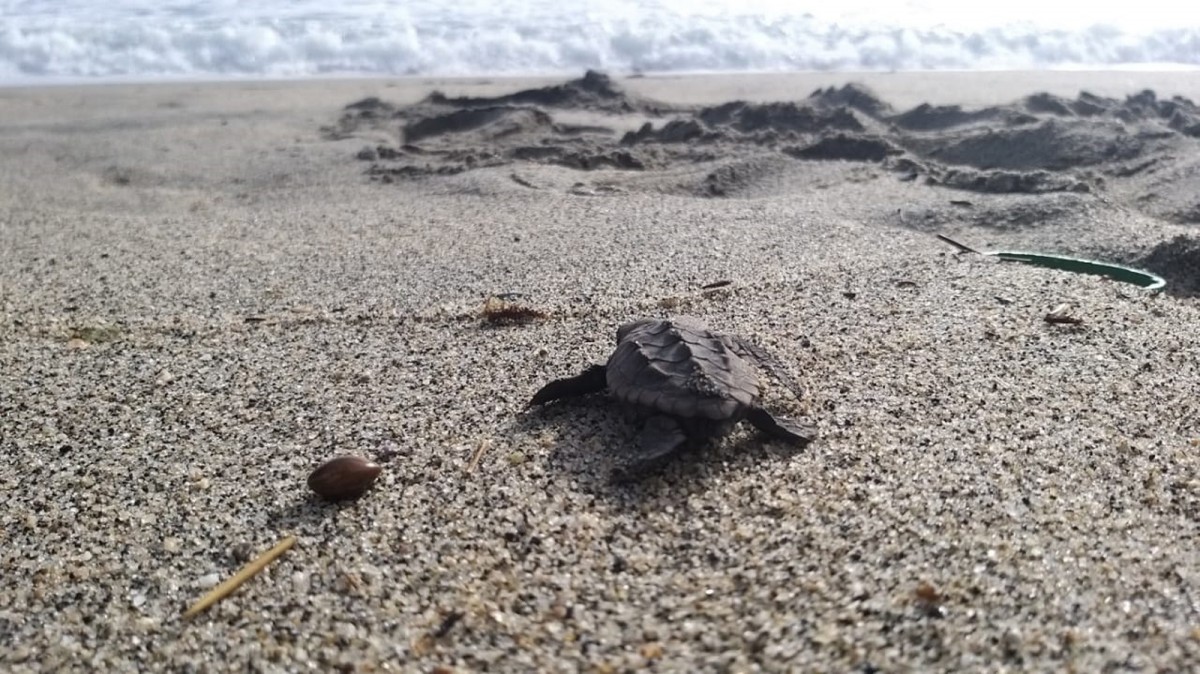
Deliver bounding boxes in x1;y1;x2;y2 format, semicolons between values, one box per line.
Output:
330;73;1200;207
695;101;866;136
327;73;1200;296
909;119;1147;171
805;83;894;117
889;103;1036;130
423;69;669;115
403;107;557;144
1137;234;1200;294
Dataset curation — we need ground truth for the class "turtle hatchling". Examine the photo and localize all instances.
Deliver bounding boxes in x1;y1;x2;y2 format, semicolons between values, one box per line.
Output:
529;316;816;479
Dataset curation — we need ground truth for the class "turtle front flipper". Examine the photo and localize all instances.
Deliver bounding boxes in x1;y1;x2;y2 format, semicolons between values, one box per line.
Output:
528;364;607;407
745;407;817;446
612;415;687;482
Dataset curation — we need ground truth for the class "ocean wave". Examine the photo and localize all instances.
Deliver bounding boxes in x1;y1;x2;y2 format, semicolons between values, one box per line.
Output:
1;1;1198;83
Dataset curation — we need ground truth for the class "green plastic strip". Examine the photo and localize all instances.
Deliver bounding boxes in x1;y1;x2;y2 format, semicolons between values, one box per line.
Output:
984;251;1166;292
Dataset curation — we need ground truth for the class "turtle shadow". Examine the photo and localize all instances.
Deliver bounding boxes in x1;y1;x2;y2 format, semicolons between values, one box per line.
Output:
522;397;814;505
513;398;624;494
603;435;814;509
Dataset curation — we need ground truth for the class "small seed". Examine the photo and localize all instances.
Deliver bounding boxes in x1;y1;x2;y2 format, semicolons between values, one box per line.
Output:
914;581;940;603
307;455;382;501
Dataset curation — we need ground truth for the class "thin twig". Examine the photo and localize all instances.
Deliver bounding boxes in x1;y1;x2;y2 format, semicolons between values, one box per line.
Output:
465;438;492;474
935;234;981;254
183;535;297;619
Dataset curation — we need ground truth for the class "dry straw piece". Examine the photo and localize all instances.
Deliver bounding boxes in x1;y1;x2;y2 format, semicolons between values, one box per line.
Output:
182;535;297;619
465;438;493;474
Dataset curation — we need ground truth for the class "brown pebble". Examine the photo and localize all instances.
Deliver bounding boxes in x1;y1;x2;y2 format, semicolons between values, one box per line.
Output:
914;581;947;617
640;642;664;659
914;581;940;603
307;455;382;501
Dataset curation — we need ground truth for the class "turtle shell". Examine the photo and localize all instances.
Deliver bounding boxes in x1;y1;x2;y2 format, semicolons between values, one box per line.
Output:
605;317;759;421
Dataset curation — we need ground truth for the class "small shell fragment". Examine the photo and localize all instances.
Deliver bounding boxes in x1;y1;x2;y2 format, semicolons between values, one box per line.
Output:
1044;303;1083;325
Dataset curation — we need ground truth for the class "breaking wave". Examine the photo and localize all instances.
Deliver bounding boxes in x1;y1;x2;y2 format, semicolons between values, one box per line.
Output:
1;0;1198;84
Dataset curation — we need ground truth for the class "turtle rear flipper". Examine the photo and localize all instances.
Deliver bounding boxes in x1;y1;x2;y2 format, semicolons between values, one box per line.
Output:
612;415;687;482
528;364;607;407
745;407;816;446
726;335;806;401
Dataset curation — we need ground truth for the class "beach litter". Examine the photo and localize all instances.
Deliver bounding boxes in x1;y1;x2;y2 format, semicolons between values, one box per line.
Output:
936;234;1167;291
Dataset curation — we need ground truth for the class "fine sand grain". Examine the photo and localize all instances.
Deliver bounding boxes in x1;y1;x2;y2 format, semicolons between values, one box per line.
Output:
2;71;1200;672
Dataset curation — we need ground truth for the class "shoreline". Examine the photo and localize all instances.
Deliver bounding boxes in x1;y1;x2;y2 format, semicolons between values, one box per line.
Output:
2;68;1200;108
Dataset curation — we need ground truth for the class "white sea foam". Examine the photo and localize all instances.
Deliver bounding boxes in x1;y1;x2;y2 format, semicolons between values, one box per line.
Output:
1;0;1198;85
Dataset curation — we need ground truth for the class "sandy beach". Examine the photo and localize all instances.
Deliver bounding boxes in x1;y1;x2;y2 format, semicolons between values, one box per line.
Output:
2;70;1200;672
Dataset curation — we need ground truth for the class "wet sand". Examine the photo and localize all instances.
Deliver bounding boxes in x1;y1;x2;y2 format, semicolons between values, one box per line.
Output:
2;71;1200;672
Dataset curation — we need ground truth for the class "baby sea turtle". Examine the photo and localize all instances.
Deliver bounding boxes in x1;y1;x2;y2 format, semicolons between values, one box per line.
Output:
529;316;816;479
